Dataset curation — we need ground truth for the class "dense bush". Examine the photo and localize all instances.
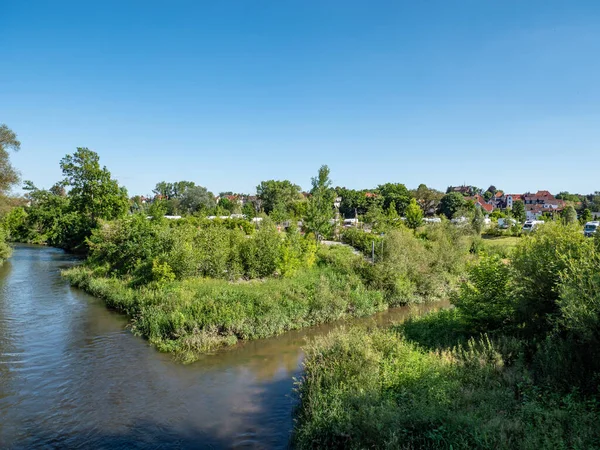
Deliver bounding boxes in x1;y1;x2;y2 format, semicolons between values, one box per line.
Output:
510;222;591;336
340;227;383;257
0;224;11;264
64;246;386;361
85;215;317;283
294;326;600;450
451;255;515;333
362;225;471;304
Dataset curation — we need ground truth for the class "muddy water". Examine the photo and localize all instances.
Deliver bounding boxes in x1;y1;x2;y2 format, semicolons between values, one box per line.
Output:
0;245;446;449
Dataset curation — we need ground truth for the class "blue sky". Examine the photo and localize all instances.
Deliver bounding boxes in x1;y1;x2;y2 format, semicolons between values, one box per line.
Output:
2;1;599;196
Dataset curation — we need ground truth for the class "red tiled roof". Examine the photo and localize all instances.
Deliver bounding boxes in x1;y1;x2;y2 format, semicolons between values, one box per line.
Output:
480;203;493;212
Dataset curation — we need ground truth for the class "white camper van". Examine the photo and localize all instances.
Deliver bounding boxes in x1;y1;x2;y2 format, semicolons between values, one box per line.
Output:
583;221;599;238
522;220;544;232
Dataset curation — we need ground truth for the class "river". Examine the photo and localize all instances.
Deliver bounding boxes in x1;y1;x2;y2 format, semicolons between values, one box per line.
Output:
0;245;445;449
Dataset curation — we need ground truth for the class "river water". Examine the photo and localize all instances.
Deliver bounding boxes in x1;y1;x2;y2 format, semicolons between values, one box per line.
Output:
0;245;445;449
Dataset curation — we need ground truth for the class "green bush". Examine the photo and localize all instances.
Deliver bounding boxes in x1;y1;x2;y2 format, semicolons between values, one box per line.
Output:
451;255;515;334
0;225;12;264
511;222;592;336
294;326;600;450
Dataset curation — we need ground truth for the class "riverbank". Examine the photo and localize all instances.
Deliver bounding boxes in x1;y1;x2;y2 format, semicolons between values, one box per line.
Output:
62;221;472;361
293;224;600;449
64;260;389;362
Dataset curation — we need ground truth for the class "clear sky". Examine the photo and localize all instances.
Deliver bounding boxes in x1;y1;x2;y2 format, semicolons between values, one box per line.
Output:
2;1;599;196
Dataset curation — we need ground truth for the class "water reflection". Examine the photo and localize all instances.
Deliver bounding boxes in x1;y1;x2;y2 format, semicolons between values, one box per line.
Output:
0;245;445;449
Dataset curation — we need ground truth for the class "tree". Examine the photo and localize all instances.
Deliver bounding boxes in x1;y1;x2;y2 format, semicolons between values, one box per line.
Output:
438;192;466;219
256;180;302;218
512;200;526;223
242;202;256;219
377;183;410;216
405;198;423;232
337;187;368;218
561;205;577;225
60;148;129;223
304;165;334;240
411;184;443;215
179;185;216;214
483;191;493;201
0;124;21;214
472;206;484;235
580;208;592;225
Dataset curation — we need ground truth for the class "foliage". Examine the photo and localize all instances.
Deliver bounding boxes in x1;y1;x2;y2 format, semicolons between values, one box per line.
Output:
0;224;11;264
0;124;21;196
63;245;386;362
256;179;302;219
304;165;335;240
438;192;465;219
410;183;443;215
471;206;484;234
405;198;423;232
60;147;129;223
451;255;515;333
579;208;592;224
294;326;600;450
510;222;591;336
511;200;526;222
179;185;216;213
376;182;411;216
561;205;577;224
153;180;196;199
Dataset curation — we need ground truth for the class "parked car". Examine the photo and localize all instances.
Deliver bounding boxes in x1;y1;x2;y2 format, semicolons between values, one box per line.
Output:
522;220;544;232
583;221;599;237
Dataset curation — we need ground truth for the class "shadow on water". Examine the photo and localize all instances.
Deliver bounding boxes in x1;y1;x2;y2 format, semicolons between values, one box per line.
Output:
0;245;446;449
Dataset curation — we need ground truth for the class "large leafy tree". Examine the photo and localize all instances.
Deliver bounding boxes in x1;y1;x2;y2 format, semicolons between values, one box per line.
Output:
304;165;334;240
512;200;526;223
438;192;466;219
377;183;410;216
0;124;21;217
561;205;578;225
256;179;302;218
0;124;20;195
60;147;129;223
179;185;215;213
411;183;443;215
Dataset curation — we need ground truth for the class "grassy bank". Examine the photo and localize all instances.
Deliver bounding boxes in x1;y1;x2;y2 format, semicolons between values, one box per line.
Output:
294;323;600;449
294;224;600;449
64;260;386;362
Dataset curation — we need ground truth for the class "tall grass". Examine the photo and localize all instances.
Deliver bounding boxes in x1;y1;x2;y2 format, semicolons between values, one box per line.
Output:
64;258;386;362
294;325;600;449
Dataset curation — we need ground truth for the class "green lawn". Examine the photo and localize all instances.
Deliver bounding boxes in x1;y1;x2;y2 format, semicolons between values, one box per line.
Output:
481;236;521;257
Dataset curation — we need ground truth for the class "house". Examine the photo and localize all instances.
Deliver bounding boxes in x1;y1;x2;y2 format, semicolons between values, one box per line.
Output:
467;194;494;213
504;194;523;210
521;191;565;220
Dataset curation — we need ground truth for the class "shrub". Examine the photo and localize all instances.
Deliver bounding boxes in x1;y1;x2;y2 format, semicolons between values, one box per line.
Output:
451;255;515;333
511;223;592;336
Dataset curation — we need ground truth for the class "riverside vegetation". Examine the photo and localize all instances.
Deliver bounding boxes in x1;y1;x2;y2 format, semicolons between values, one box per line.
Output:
0;141;476;362
294;223;600;449
62;214;473;362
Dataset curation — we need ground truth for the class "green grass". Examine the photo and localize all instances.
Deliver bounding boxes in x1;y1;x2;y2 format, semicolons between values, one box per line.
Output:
294;321;600;450
63;263;387;362
480;236;521;258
